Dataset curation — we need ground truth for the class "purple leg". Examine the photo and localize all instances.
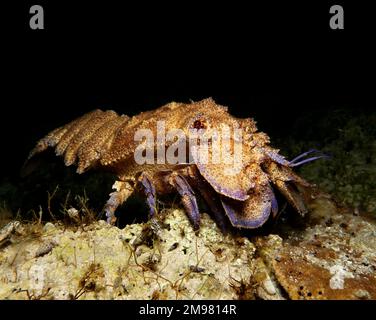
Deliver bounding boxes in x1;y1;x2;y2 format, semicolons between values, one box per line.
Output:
104;181;134;225
195;178;227;231
271;188;279;218
170;174;200;230
137;172;157;218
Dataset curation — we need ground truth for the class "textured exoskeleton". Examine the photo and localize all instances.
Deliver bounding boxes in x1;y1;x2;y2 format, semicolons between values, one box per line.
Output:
25;98;325;230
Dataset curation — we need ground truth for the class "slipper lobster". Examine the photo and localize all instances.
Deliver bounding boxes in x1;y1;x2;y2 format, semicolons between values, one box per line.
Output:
25;98;326;230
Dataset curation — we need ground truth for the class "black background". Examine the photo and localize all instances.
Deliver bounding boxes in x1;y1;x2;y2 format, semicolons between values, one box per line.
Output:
1;1;374;179
0;0;375;312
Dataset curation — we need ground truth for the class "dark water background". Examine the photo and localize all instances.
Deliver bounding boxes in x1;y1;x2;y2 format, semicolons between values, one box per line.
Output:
1;2;374;222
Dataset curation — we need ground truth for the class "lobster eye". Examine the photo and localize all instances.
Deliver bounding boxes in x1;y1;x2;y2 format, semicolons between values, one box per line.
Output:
193;119;206;129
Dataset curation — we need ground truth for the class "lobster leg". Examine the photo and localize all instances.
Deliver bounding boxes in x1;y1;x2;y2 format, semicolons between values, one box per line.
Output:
195;178;227;231
169;173;200;230
274;180;307;216
136;172;157;218
104;180;134;225
264;162;308;216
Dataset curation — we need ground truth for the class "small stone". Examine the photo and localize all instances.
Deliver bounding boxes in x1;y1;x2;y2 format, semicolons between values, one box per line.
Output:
190;265;205;273
168;242;179;251
35;241;56;258
97;220;108;227
67;208;79;219
262;278;277;295
43;222;56;233
354;289;371;299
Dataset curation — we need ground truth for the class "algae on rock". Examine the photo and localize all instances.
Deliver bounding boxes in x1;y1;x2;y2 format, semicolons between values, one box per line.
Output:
0;209;266;300
0;193;375;300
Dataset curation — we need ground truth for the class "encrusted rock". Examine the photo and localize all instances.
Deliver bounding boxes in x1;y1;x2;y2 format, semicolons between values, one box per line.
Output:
0;194;375;300
0;209;256;300
255;194;376;300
